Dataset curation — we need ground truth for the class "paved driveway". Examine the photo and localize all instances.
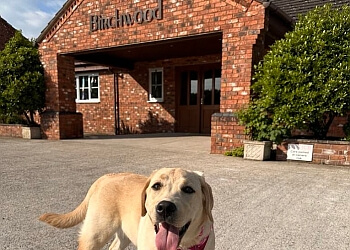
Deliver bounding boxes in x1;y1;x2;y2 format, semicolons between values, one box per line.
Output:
1;134;350;249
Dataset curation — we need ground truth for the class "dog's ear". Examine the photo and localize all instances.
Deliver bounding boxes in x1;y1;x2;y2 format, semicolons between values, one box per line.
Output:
141;177;151;217
199;175;214;222
141;170;158;217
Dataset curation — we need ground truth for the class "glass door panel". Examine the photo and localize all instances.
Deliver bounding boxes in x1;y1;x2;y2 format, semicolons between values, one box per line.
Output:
189;71;198;106
203;70;213;105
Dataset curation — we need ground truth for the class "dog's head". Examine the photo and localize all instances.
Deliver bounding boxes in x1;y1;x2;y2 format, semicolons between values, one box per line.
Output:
141;168;213;250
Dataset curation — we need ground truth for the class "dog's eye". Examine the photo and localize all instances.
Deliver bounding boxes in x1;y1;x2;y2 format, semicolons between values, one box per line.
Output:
151;182;162;191
182;186;195;194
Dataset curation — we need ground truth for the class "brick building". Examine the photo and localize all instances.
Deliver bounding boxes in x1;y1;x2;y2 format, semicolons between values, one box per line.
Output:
36;0;349;153
0;16;16;50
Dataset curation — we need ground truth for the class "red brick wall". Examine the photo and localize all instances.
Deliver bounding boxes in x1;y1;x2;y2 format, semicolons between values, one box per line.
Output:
118;54;221;134
288;116;348;139
0;124;23;138
328;116;347;138
118;62;176;134
38;0;266;139
277;139;350;166
57;55;76;112
40;112;60;139
59;112;83;139
76;72;116;135
210;112;247;153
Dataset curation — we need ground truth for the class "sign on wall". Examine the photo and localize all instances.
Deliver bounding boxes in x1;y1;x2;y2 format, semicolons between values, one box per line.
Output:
287;144;314;162
90;0;163;32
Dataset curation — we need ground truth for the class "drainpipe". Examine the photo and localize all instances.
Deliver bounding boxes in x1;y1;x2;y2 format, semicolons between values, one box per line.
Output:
110;69;121;135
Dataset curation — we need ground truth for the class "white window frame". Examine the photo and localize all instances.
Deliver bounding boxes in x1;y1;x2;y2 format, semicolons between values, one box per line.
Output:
75;73;100;103
148;68;164;102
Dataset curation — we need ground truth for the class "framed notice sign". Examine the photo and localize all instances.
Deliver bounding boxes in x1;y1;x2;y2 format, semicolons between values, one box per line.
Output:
287;144;314;162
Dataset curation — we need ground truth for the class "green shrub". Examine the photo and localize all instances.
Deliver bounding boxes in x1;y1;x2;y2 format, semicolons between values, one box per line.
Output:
0;113;26;124
239;4;350;143
0;31;45;126
224;146;244;157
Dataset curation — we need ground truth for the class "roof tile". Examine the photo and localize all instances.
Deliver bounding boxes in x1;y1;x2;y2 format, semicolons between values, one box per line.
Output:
271;0;350;20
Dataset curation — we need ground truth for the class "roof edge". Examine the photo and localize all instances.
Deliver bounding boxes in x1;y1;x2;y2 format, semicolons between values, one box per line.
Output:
0;15;18;33
260;1;295;25
36;0;82;44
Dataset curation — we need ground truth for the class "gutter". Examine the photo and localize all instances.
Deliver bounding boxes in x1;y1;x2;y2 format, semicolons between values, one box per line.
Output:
257;0;295;26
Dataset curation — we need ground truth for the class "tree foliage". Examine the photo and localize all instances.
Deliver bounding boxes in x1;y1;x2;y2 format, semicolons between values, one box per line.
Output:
0;31;45;125
239;4;350;143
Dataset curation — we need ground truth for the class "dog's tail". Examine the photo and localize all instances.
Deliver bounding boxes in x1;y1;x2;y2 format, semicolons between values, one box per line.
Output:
39;176;101;229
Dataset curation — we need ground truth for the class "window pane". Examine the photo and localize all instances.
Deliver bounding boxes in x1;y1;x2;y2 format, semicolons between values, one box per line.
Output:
190;71;198;105
152;85;162;98
75;77;78;100
203;70;212;105
79;76;88;88
78;76;83;88
80;89;89;100
152;71;162;86
180;72;188;105
91;88;98;99
90;76;98;87
214;69;221;105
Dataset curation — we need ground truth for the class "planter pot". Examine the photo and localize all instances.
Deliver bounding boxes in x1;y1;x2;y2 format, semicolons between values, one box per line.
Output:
243;140;272;161
22;126;41;139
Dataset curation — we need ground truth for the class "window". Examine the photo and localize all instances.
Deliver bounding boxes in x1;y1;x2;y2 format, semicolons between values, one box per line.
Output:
75;73;100;103
149;68;163;102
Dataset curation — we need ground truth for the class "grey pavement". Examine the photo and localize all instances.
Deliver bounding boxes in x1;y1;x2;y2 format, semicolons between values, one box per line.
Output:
1;134;350;250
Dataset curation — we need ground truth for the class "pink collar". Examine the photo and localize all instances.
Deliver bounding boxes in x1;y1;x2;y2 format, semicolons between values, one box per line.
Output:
178;225;212;250
187;234;210;250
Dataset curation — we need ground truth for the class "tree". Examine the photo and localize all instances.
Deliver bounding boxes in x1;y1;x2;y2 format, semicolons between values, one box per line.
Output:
0;31;45;125
239;4;350;143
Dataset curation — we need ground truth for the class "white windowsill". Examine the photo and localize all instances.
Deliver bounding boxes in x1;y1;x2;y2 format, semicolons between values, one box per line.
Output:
76;99;101;104
147;100;164;103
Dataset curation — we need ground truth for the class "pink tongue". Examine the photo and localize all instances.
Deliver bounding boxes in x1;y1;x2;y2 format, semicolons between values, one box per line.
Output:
155;223;180;250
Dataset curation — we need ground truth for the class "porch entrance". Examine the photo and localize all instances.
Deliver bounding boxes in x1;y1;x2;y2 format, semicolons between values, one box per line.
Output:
176;64;221;134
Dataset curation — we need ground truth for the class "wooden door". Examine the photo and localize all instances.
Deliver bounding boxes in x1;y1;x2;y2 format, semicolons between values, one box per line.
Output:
177;70;201;133
201;68;221;134
176;65;221;133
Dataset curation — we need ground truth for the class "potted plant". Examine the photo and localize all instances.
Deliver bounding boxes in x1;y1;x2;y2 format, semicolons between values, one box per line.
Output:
238;105;276;161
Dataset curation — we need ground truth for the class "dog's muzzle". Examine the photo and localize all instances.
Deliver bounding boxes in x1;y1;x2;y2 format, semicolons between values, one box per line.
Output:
154;201;191;250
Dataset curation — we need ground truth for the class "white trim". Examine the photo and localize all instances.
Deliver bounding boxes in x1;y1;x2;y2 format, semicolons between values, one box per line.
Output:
148;68;164;102
75;100;101;104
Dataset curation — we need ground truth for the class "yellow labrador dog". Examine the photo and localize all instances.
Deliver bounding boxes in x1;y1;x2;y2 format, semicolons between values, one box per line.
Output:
39;168;214;250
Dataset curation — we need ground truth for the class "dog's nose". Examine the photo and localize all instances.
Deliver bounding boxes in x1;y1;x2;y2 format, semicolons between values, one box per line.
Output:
156;201;177;218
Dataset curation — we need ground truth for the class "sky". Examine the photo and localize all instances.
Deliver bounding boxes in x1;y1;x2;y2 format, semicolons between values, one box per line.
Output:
0;0;66;39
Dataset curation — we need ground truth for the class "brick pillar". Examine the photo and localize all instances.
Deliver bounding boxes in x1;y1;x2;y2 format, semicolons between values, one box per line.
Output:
211;2;266;154
210;33;256;154
41;54;83;139
211;113;247;154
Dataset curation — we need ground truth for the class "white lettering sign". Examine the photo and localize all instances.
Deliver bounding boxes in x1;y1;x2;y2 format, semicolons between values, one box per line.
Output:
287;144;313;162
